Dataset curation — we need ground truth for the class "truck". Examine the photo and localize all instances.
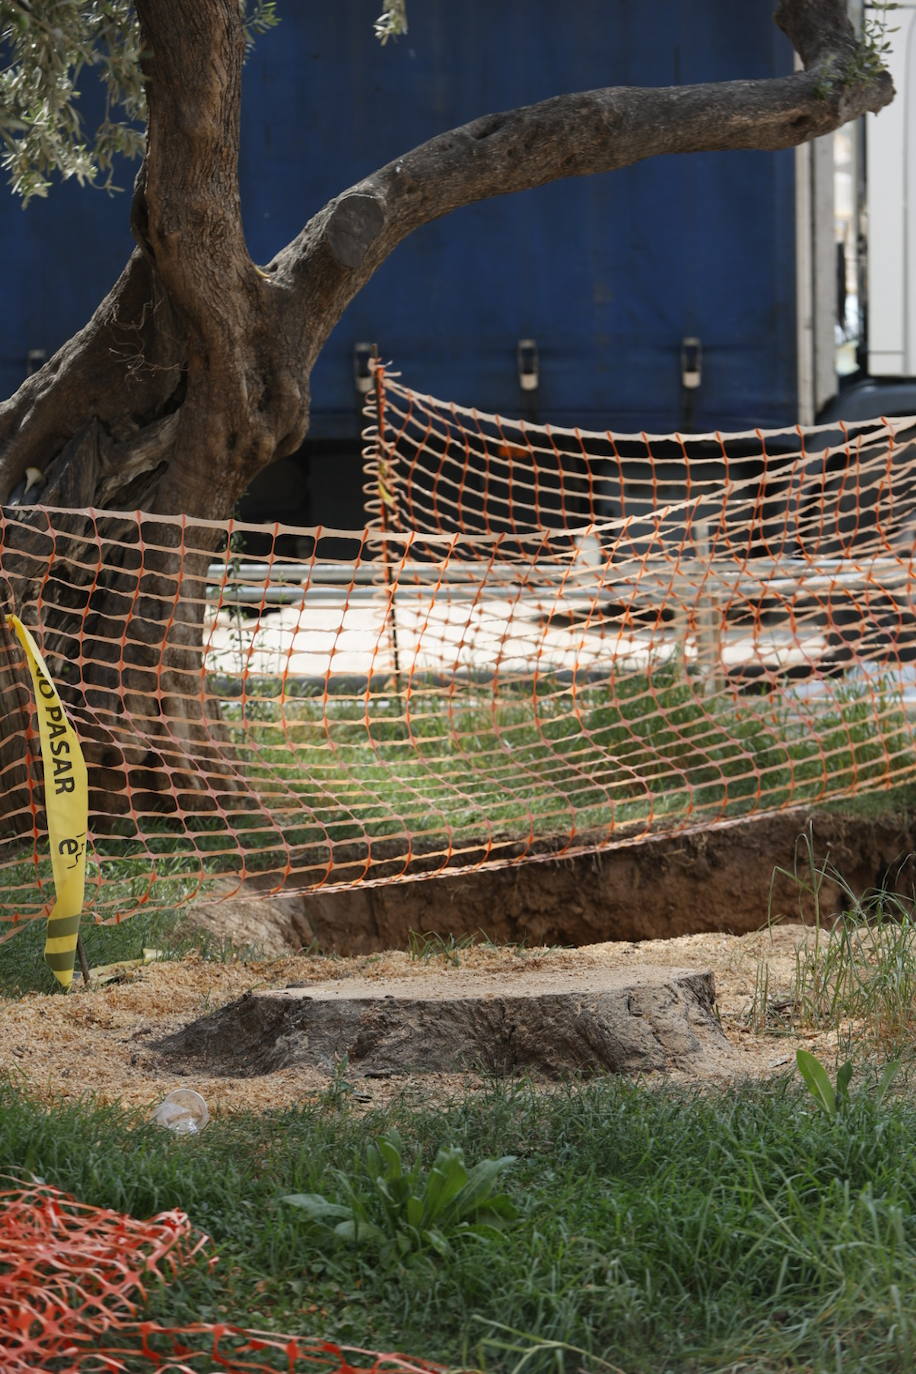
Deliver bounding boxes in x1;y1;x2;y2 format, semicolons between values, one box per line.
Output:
0;1;905;530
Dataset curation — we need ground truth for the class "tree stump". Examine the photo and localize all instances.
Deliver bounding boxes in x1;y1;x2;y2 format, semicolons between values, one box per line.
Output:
154;964;738;1079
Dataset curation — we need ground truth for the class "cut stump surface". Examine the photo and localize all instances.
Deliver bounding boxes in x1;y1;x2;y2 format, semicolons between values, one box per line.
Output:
154;964;736;1079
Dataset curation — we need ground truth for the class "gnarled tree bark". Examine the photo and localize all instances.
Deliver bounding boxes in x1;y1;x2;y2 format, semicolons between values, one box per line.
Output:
0;0;894;835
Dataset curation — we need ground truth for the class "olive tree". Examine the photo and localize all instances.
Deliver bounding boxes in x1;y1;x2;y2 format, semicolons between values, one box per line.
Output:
0;0;894;819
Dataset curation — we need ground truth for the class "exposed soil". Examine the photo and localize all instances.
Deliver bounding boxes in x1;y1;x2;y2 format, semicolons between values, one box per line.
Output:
5;925;840;1118
188;804;916;956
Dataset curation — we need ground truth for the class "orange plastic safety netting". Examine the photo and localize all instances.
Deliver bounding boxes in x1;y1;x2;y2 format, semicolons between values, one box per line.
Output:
1;365;916;933
0;1181;442;1373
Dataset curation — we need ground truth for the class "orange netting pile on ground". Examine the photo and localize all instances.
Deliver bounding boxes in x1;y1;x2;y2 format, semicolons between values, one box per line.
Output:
0;1181;443;1374
1;364;915;932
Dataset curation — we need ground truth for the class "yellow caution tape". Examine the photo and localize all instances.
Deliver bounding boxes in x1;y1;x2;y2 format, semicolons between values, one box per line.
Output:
6;615;88;989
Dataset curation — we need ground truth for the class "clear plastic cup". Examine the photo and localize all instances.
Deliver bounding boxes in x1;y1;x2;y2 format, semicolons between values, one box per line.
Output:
150;1088;210;1135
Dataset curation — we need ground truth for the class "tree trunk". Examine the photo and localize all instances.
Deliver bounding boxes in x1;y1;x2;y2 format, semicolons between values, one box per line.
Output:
0;259;305;834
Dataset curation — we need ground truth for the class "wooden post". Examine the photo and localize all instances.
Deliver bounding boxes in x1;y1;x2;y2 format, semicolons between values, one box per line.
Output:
670;594;691;680
372;359;403;696
76;935;91;986
693;518;724;696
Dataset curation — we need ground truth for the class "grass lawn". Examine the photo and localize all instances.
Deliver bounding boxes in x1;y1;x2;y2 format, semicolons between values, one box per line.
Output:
219;669;916;852
3;1067;915;1374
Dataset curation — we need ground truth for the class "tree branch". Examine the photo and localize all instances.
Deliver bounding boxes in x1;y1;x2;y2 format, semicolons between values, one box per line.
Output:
774;0;859;67
274;0;893;345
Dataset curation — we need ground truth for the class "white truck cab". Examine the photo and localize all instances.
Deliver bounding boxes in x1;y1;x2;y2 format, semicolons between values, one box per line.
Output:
821;2;916;420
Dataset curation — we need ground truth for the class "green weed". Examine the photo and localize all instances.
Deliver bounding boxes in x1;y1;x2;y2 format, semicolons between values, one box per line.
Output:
796;1049;901;1118
749;830;916;1062
406;929;483;964
281;1131;517;1262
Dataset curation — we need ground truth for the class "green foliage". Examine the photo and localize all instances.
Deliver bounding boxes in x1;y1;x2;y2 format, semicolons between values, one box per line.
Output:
795;901;916;1059
816;1;898;97
0;1;278;203
753;830;916;1061
0;0;142;202
795;1049;853;1117
796;1049;900;1119
281;1132;517;1262
406;929;482;964
862;2;899;74
374;1;408;45
315;1054;370;1109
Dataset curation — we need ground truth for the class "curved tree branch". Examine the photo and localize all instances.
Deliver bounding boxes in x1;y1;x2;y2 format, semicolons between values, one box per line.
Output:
274;0;892;348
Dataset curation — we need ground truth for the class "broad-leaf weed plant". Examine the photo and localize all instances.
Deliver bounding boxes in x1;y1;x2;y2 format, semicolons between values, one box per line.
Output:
281;1131;517;1263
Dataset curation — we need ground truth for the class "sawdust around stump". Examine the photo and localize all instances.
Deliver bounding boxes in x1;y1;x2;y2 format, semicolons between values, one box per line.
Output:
3;926;839;1118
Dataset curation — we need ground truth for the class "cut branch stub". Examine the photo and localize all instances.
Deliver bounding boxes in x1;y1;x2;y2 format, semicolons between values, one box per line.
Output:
154;964;739;1079
326;194;386;269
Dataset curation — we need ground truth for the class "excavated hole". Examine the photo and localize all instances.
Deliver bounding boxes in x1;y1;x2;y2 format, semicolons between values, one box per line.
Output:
188;805;916;959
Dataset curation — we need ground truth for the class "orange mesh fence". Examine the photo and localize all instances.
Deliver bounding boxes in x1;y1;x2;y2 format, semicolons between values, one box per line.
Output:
0;1179;203;1371
1;364;916;934
0;1181;443;1373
